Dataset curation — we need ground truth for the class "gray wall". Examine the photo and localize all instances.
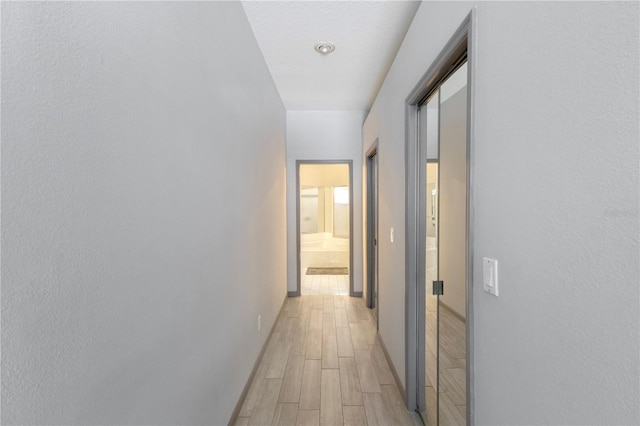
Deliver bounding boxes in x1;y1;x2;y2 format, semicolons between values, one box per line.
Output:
1;2;286;424
286;111;365;294
363;1;639;424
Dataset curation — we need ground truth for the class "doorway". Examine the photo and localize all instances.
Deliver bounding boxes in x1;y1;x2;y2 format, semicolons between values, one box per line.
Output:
296;161;354;296
366;145;379;327
404;12;474;425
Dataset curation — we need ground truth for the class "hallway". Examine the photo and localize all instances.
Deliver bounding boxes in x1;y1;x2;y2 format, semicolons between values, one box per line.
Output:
235;295;418;425
2;1;638;424
302;274;350;296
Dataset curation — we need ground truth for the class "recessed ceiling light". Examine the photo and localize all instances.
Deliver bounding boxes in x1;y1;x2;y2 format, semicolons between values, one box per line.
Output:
314;42;335;55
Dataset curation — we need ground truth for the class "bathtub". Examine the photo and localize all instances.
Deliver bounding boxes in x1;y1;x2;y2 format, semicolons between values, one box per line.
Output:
300;232;349;275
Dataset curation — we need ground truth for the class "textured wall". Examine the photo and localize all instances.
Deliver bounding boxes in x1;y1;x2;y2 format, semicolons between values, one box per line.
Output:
364;1;639;423
286;111;365;294
1;2;286;424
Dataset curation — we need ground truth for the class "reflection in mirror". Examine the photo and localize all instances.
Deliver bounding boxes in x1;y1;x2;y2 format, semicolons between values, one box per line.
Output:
424;87;440;426
436;60;468;424
420;60;469;425
425;162;439;426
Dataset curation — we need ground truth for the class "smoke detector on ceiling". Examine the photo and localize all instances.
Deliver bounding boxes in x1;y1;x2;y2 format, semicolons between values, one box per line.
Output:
314;42;335;55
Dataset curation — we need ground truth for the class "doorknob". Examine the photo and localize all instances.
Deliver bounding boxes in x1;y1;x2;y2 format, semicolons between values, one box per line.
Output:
432;280;444;295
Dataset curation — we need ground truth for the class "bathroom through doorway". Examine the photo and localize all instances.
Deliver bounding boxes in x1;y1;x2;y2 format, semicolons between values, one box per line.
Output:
296;161;353;296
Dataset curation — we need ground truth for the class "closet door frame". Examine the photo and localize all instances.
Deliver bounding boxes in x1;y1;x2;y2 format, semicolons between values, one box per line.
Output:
403;9;476;424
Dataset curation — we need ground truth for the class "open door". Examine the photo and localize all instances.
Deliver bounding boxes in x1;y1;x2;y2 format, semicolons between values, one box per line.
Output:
366;147;379;328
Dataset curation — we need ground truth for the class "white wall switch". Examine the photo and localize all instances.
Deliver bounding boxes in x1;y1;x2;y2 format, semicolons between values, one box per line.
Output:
258;315;262;331
483;258;499;296
390;228;394;243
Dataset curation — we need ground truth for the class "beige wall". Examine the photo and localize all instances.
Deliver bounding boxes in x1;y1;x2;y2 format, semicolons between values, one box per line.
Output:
300;163;350;237
300;163;350;188
323;187;334;232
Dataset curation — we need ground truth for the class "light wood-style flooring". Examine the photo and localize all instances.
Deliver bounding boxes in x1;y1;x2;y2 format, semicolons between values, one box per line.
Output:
301;274;349;295
425;295;466;426
236;295;419;426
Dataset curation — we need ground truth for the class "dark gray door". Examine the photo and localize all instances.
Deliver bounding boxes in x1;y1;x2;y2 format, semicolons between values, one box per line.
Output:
366;150;379;328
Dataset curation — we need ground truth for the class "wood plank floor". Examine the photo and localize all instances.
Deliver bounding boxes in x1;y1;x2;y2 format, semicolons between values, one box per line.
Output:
425;294;466;425
301;274;350;295
237;295;419;426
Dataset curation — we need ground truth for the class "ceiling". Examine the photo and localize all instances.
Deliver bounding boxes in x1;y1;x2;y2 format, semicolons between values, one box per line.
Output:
241;1;421;111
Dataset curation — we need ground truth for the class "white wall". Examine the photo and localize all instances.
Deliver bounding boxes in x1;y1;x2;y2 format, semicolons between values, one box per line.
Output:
286;111;365;294
363;1;639;424
1;2;286;424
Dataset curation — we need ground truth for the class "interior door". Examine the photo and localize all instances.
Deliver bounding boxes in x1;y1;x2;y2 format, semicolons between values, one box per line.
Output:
422;91;440;426
367;150;379;327
437;61;468;425
373;153;379;326
419;60;468;425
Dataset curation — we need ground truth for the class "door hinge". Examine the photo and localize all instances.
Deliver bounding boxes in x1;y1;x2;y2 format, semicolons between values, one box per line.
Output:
432;280;444;296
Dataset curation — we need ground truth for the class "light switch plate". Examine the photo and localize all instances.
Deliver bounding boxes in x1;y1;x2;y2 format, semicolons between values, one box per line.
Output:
390;228;394;243
483;258;499;296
